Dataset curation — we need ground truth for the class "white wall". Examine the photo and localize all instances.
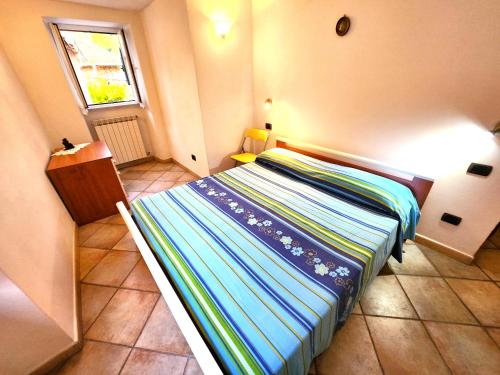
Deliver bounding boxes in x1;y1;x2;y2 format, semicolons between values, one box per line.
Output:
2;0;497;259
140;0;255;175
253;0;500;257
0;47;77;339
186;0;254;173
141;0;210;176
0;270;75;374
0;0;171;160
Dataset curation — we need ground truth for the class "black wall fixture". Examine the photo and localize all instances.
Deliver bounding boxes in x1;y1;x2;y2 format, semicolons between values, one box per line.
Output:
336;15;350;36
467;163;493;177
441;213;462;226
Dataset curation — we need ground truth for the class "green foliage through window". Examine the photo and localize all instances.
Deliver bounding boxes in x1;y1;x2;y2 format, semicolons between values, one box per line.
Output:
87;78;127;104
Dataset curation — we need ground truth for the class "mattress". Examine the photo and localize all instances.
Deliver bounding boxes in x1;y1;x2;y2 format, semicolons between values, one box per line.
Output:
131;152;412;374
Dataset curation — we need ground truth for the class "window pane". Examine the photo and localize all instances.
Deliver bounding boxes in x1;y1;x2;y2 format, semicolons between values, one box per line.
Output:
59;30;138;106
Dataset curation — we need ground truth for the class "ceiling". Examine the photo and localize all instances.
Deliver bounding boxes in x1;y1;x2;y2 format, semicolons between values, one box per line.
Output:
56;0;154;11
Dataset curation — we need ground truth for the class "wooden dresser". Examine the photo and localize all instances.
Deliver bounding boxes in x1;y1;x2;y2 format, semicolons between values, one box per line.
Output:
47;141;129;225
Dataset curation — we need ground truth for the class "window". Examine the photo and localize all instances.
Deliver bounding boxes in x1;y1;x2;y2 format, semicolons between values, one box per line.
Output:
50;24;141;109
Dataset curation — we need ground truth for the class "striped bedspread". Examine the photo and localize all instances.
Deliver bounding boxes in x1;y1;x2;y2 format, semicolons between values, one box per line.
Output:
132;159;402;374
257;148;420;262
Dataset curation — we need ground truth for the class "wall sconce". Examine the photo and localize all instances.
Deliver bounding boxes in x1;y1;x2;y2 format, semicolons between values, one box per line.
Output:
264;98;273;110
213;17;232;39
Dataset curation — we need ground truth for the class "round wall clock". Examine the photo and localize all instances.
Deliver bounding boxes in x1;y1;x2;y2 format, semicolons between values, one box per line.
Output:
336;15;350;36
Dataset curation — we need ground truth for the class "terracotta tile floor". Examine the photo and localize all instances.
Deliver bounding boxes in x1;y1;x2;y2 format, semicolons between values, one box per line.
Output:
57;161;500;374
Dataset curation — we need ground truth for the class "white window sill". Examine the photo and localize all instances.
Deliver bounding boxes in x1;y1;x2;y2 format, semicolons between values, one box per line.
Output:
85;101;144;112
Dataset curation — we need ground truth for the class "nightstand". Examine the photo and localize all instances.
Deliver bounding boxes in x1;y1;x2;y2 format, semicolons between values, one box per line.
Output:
47;141;129;225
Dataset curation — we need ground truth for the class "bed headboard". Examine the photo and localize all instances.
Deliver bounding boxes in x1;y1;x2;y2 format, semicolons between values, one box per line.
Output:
275;139;434;208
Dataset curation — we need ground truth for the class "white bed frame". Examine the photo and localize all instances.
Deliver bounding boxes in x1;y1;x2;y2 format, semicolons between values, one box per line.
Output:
117;202;223;375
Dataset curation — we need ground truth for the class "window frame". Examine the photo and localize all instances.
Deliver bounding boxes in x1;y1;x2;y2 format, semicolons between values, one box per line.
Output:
49;23;142;110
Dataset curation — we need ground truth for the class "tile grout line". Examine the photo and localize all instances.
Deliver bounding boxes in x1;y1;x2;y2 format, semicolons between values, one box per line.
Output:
117;292;162;374
81;225;130;250
83;285;120;337
441;277;482;325
439;275;500;349
55;280;122;371
415;245;441;276
361;314;385;375
359;311;500;329
473;237;500;279
80;244;132;250
78;233;130;336
485;328;500;351
110;248;140;253
111;226;139;251
358;296;365;315
472;258;496;283
403;247;482;326
408;243;493;281
368;248;500;353
91;172;151;364
181;357;190;375
362;264;396;374
84;337;193;359
417;240;496;283
81;280;160;294
81;257;124;335
382;272;491;282
117;258;143;289
123;164;194;198
393;273;454;373
79;249;110;281
471;263;492;282
80;233;134;284
88;222;131;227
77;226;101;245
81;237;141;337
78;237;124;337
131;293;162;348
420;321;453;374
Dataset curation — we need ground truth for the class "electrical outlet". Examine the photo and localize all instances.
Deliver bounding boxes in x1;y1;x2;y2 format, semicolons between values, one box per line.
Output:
467;163;492;176
265;123;273;130
441;213;462;226
191;154;197;161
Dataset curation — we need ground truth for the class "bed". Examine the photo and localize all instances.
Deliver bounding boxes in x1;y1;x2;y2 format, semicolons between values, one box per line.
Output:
117;140;433;375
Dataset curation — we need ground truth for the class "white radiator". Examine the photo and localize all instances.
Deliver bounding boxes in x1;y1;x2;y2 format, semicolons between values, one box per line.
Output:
93;116;147;165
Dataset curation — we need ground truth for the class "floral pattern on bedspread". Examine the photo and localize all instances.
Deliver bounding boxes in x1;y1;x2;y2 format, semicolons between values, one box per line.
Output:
195;179;355;290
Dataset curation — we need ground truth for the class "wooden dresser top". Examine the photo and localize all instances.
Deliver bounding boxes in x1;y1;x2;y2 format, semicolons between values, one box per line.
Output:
47;141;112;171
